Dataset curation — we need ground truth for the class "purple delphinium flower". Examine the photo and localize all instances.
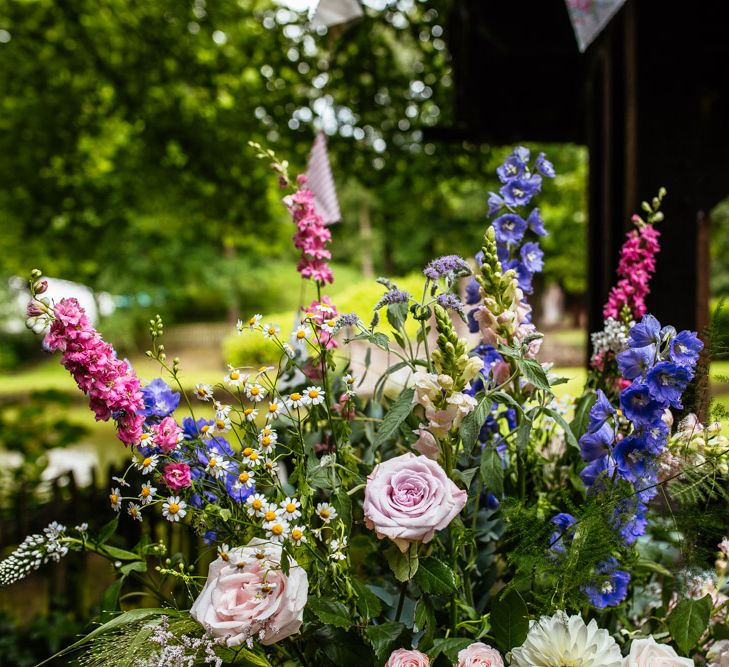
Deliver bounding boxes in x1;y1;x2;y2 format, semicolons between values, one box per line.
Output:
496;155;526;183
487;192;504;216
423;255;472;281
587;390;616;433
182;417;214;441
514;146;530;162
636;418;669;454
139;378;180;419
579;422;615;462
203;530;218;545
520;242;544;272
583;558;630;608
620;383;663;425
500;177;542;207
670;330;703;367
580;454;616;491
616;345;656;380
465;278;481;305
629;314;661;348
492;214;527;246
646;361;692;408
612;499;648;546
549;512;577;557
613;434;649;483
526;208;547;236
535;152;556;178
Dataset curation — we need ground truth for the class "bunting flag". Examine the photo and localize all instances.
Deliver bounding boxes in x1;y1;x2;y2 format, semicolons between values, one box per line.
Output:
311;0;363;29
565;0;627;52
306;132;341;225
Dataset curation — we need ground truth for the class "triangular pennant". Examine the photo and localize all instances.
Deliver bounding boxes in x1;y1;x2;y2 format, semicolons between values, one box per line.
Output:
565;0;627;52
306;132;341;225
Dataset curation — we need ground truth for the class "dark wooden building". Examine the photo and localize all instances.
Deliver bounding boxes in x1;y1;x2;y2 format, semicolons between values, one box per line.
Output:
436;0;728;339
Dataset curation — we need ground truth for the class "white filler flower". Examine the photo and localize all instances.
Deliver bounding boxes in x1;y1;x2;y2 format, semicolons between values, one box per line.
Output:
510;611;622;667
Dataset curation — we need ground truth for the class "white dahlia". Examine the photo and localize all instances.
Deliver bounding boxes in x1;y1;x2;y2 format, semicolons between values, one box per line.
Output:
510;611;622;667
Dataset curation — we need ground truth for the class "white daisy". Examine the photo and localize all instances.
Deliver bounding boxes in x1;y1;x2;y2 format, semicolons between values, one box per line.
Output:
225;365;246;387
214;401;232;419
109;488;122;512
286;391;308;409
127;502;143;522
305;386;325;406
235;469;255;489
315;303;336;315
246;493;267;518
139;482;156;505
261;504;279;524
217;543;231;561
316;502;337;524
242;447;263;468
137;431;155;448
205;451;230;479
264;518;290;544
263;458;279;476
320;317;338;334
136;454;159;475
343;373;356;393
278;497;301;521
330;537;347;560
112;476;130;488
248;314;262;328
262;323;280;339
510;611;622;667
212;416;232;435
256;365;275;377
199;422;214;439
162;496;187;522
266;401;283;420
245;383;266;402
258;426;278;445
243;407;258;422
282;343;296;359
289;525;307;546
292;325;310;344
194;383;214;401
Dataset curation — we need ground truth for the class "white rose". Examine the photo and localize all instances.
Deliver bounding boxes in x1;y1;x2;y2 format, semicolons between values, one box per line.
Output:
623;637;694;667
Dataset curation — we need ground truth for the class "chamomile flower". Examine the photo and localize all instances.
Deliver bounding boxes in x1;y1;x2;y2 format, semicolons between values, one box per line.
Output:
266;400;283;420
290;525;307;546
248;314;262;329
205;451;230;479
279;497;301;521
256;365;274;377
330;537;348;561
243;407;258;422
109;488;122;512
258;426;278;445
235;469;255;489
112;476;130;488
199;422;214;439
136;454;159;475
263;458;279;476
292;325;310;344
316;303;336;315
224;366;246;388
264;518;290;544
246;493;267;518
194;384;214;401
262;323;280;339
316;503;337;524
127;503;143;522
242;447;262;468
245;383;266;402
217;543;231;561
214;401;232;419
139;482;156;505
137;431;155;448
305;386;325;406
262;504;279;524
286;392;307;409
162;496;187;522
343;373;356;394
320;317;338;334
282;343;296;359
212;416;232;435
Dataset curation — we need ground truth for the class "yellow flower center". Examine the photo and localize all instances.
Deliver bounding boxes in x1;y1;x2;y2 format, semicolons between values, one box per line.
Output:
216;420;226;429
110;494;118;503
264;510;276;522
201;424;210;433
296;330;306;339
320;509;330;519
197;388;207;396
141;487;150;497
308;389;319;399
130;508;138;517
285;503;296;513
239;472;250;483
255;551;265;559
220;551;229;561
290;392;301;401
230;371;240;380
326;319;336;327
140;433;150;441
142;457;152;467
209;459;217;468
271;524;284;536
249;451;259;461
167;503;179;514
244;408;254;416
261;436;272;447
292;529;302;540
267;327;276;335
250;387;260;395
243;447;253;457
249;316;257;326
252;499;263;510
268;404;278;413
258;366;268;373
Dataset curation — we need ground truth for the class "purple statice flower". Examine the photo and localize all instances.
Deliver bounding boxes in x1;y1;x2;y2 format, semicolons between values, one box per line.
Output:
613;434;649;483
526;208;547;236
423;255;472;281
492;213;527;246
535;152;556;178
579;422;615;462
496;154;527;183
487;192;504;216
612;499;648;546
465;278;481;305
520;242;544;272
549;512;577;557
629;314;661;348
500;176;542;207
587;390;616;433
646;361;692;409
373;289;411;312
670;330;703;368
616;345;656;380
583;558;629;608
620;383;663;425
139;378;180;420
436;293;467;321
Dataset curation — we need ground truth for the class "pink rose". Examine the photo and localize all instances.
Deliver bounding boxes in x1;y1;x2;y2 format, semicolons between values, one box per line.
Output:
153;416;182;453
190;538;308;646
363;453;467;552
385;648;430;666
457;642;504;667
623;637;693;667
163;463;192;491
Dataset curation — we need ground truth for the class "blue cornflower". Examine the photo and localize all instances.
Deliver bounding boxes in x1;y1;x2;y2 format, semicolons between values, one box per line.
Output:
583;558;630;608
613;434;649;483
646;361;692;408
612;499;648;546
549;512;577;557
670;330;703;368
492;214;527;245
496;155;526;183
535;152;556;178
526;208;547;236
182;417;214;441
500;177;542;207
579;422;615;462
520;242;544;272
616;345;656;380
465;278;481;305
487;192;504;216
629;314;661;348
139;378;180;419
620;383;663;425
587;390;616;433
636;418;669;454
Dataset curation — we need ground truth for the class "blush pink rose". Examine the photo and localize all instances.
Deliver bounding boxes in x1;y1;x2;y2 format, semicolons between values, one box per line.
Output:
190;538;308;646
623;637;693;667
163;462;192;491
363;452;467;552
385;648;430;666
457;642;504;667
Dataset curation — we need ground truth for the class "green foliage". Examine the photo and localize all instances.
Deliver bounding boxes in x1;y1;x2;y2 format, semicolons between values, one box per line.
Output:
667;594;712;655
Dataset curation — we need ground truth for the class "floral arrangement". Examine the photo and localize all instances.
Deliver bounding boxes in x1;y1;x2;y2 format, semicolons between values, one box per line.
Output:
4;147;729;667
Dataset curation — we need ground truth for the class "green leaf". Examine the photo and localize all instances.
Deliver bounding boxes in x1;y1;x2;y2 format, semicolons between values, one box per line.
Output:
414;599;436;649
430;637;473;662
460;395;492;450
100;578;123;622
516;417;532;453
667;594;712;654
100;545;144;561
387;301;409;331
120;561;147;575
479;446;504;497
334;488;353;533
543;407;580;450
352;579;382;620
365;622;405;664
452;466;478;489
491;588;529;651
97;515;119;545
634;559;673;578
373;387;415;449
216;646;273;666
570;393;597;441
517;358;551;392
385;544;419;582
414;557;457;595
307;596;354;630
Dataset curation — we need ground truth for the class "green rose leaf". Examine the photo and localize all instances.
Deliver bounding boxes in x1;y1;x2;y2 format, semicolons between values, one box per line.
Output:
307;597;354;630
414;557;457;595
352;579;383;620
491;588;529;651
365;621;405;664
